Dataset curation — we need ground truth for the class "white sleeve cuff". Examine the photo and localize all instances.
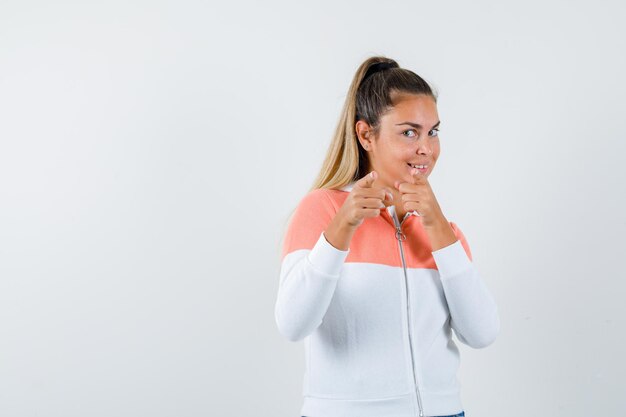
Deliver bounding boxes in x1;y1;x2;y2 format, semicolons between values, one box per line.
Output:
431;239;473;278
306;231;350;278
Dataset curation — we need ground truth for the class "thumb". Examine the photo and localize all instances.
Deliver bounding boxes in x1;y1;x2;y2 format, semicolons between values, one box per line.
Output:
356;170;377;189
384;188;393;202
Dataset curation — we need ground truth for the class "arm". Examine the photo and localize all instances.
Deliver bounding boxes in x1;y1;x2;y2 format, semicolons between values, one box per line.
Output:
274;190;351;342
275;231;349;341
429;221;500;349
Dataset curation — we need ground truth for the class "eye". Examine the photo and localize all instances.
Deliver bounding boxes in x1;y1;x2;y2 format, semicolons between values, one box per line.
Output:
402;128;440;139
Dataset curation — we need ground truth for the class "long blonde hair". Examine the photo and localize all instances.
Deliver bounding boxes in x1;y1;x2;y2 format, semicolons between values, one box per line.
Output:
277;56;438;261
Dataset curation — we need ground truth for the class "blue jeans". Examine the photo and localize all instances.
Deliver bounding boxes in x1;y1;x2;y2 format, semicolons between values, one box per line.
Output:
301;413;464;417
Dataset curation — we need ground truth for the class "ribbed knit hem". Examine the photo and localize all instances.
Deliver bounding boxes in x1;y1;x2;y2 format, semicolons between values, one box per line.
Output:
300;390;463;417
306;231;349;278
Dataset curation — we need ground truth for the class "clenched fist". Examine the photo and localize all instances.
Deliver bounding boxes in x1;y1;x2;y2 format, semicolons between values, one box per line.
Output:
394;167;446;228
338;171;394;228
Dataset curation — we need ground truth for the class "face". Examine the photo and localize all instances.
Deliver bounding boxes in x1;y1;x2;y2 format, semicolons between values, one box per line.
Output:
356;93;440;191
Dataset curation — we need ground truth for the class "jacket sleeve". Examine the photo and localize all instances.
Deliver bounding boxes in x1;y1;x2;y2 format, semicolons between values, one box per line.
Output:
431;222;500;349
274;189;350;342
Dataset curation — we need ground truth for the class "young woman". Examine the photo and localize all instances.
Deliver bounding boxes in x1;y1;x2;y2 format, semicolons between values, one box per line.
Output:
275;56;500;417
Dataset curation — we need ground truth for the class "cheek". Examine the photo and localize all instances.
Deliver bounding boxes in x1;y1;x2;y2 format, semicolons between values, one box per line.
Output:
381;143;407;162
397;148;416;161
424;139;441;160
432;144;441;160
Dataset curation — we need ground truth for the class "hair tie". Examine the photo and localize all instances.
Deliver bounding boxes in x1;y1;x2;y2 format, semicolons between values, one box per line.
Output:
363;61;396;82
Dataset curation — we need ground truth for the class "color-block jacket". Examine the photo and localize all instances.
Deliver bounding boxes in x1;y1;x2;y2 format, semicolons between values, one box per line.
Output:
275;181;500;417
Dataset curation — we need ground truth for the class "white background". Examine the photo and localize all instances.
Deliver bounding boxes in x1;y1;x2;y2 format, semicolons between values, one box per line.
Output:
1;1;624;416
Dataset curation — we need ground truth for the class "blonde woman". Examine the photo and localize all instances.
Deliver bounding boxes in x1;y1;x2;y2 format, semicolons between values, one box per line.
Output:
275;56;499;417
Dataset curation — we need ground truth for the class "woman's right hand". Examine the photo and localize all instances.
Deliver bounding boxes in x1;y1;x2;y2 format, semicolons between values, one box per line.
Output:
339;171;394;228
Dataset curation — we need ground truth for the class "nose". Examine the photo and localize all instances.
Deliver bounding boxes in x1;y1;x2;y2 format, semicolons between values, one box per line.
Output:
415;137;432;156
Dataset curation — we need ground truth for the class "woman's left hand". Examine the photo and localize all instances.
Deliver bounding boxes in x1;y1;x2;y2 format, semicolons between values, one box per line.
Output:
394;168;446;228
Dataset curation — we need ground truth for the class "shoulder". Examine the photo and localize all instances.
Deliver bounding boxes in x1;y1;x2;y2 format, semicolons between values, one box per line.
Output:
294;188;347;216
281;189;343;259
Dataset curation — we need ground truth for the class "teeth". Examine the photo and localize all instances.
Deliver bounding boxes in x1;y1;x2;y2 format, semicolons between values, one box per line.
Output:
410;164;427;169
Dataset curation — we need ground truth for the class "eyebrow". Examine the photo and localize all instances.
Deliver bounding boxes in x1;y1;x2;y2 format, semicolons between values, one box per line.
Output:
395;121;441;129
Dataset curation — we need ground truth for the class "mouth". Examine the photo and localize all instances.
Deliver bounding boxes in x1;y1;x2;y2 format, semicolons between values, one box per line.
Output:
407;162;429;174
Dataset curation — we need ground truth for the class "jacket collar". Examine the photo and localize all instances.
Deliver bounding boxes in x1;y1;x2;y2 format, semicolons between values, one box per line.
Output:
339;182;356;192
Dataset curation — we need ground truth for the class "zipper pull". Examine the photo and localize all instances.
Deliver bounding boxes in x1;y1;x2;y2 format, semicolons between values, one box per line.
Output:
395;226;406;242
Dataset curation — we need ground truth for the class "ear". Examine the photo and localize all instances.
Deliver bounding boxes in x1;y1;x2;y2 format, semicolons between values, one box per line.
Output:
355;120;373;150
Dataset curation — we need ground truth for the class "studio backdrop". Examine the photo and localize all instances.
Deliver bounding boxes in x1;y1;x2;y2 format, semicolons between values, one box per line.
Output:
0;1;624;416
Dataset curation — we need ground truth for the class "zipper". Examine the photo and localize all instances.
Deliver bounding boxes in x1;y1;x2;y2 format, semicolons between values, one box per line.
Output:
388;207;425;417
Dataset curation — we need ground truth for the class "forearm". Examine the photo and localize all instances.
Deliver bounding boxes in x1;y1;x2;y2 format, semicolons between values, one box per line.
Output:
428;218;500;349
435;253;500;348
275;232;349;342
425;215;458;251
324;212;357;251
